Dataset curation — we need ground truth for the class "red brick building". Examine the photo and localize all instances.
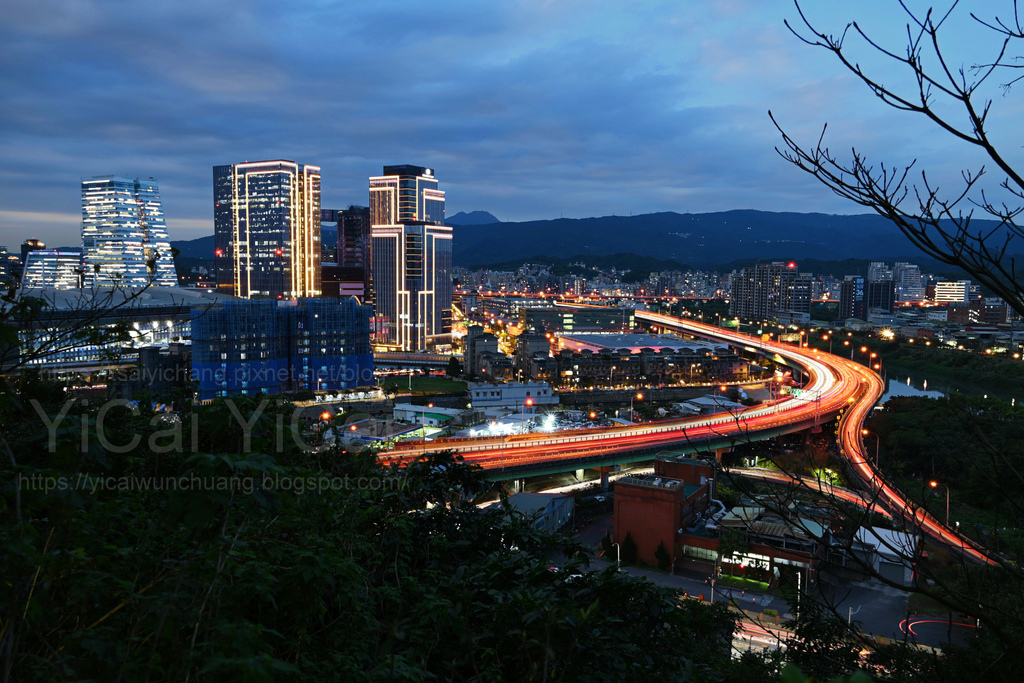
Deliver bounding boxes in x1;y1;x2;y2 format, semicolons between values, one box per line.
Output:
614;454;830;584
613;458;714;566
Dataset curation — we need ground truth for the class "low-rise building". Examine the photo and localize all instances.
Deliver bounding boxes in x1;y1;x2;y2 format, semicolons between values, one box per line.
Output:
614;459;714;566
392;403;466;427
614;454;830;585
674;395;748;416
850;527;918;587
505;492;575;534
468;381;558;411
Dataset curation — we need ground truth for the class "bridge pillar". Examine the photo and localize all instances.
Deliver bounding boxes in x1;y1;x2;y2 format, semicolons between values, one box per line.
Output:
575;469;585;481
713;448;731;464
598;466;614;491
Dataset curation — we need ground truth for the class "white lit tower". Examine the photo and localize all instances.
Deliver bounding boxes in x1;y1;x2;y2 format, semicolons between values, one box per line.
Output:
81;176;178;287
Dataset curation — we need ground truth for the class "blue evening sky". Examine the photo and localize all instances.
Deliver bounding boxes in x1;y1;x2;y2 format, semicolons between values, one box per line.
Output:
0;0;1019;246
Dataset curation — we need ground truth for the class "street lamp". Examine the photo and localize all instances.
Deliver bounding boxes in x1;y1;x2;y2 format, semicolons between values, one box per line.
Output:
521;397;534;433
929;480;950;527
631;392;643;421
862;429;880;469
421;402;434;453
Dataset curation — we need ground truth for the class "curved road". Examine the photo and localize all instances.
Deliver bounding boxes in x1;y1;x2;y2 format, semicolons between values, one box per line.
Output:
381;312;995;563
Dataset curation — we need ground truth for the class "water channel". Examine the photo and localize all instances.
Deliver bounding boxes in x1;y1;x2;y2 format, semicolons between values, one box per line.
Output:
879;362;1019;405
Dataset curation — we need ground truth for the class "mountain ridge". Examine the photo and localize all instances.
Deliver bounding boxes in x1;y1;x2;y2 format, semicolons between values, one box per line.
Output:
447;210;500;225
170;209;999;268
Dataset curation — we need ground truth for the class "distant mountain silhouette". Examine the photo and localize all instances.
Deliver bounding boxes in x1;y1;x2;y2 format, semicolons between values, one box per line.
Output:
455;210;966;268
172;234;214;259
447;211;500;225
172;209;999;272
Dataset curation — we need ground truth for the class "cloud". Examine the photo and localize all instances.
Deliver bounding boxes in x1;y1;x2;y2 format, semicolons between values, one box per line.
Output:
0;0;1009;249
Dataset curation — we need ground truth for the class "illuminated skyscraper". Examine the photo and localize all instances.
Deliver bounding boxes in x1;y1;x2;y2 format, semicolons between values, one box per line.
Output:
213;160;321;299
369;164;445;226
369;165;452;350
21;249;84;289
81;176;178;287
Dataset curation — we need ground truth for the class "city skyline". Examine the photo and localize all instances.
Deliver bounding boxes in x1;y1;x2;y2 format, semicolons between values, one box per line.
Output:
1;1;1014;248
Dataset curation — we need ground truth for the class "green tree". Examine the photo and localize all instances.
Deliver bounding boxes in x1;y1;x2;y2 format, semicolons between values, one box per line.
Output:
783;591;863;682
446;355;462;377
621;530;639;565
1;384;752;681
717;529;749;577
655;540;672;571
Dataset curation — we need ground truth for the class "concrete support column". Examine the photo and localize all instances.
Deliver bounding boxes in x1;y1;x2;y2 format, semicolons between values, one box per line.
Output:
713;448;730;464
575;469;585;481
598;466;614;490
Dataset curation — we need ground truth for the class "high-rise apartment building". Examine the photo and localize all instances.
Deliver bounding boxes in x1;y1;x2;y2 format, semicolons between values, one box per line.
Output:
865;279;896;312
369;165;452;350
892;262;923;302
21;239;45;267
839;276;866;320
213;160;321;299
729;262;811;322
191;297;373;399
933;280;970;303
81;177;178;287
866;261;893;282
322;206;372;301
21;250;84;289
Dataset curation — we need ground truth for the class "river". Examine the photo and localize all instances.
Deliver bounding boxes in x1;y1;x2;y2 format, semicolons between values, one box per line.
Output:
881;363;1019;405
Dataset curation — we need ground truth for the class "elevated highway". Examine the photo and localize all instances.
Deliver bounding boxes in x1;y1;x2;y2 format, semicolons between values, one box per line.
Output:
381;313;846;474
379;311;996;564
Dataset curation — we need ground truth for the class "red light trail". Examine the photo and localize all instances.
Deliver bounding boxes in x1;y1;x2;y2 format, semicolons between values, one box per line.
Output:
380;311;997;563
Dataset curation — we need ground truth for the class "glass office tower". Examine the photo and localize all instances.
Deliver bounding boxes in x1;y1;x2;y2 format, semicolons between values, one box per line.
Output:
369;165;445;226
213;160;321;299
81;176;178;287
21;249;84;289
369;165;451;351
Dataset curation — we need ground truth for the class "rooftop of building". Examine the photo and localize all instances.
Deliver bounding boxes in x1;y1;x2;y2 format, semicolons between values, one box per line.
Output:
558;333;730;354
342;419;423;441
684;395;748;409
11;286;236;312
718;506;825;542
854;527;918;556
655;454;713;466
393;403;465;417
506;492;571;516
381;164;433;178
616;474;701;497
